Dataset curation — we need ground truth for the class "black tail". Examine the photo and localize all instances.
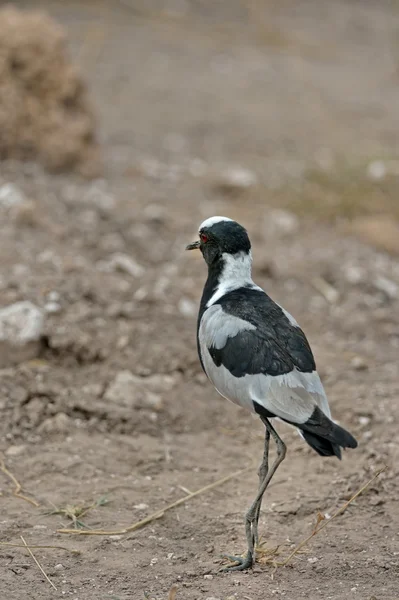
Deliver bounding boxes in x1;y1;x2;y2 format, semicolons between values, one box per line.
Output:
298;406;358;460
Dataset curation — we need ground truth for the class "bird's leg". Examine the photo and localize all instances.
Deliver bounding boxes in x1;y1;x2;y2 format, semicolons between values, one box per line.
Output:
253;426;270;549
221;419;286;572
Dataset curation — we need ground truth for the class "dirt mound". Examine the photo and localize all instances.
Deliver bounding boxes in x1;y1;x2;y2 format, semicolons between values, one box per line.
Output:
0;5;101;176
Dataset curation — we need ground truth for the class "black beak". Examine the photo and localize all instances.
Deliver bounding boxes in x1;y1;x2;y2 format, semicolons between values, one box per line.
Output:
186;240;200;251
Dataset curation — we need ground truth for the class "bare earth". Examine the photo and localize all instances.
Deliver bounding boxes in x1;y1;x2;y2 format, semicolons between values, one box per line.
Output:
1;1;399;599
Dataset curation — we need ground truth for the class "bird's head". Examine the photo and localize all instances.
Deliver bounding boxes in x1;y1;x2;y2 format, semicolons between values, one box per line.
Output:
186;216;251;267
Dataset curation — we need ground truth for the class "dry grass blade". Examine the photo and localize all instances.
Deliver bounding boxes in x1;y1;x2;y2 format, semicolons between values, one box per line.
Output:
278;466;387;568
47;495;109;529
0;456;39;507
20;535;57;590
0;542;80;554
168;585;178;600
57;465;253;536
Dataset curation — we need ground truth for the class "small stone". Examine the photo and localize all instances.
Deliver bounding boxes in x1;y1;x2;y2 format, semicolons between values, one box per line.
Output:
221;167;258;189
358;416;371;426
203;574;213;580
205;597;221;600
178;297;196;317
5;444;26;456
47;291;61;303
104;370;140;407
0;183;26;208
308;557;318;564
350;356;368;371
97;253;144;278
54;564;64;571
82;383;103;397
374;276;398;299
38;412;70;434
267;209;299;236
367;160;386;181
214;166;258;195
44;302;62;314
150;557;158;566
344;265;365;285
134;503;148;510
0;301;45;367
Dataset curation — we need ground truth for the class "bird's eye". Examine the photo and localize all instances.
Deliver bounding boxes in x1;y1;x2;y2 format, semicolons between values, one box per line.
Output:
200;233;208;243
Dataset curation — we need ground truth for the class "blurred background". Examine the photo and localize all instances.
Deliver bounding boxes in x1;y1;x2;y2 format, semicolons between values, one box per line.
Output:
1;2;399;599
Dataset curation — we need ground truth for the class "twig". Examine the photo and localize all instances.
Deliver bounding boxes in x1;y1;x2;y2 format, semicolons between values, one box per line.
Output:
278;466;387;567
0;456;39;507
58;465;254;536
0;542;80;554
20;535;57;590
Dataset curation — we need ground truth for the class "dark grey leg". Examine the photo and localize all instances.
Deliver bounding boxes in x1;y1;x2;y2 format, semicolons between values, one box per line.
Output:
221;418;286;572
253;426;270;549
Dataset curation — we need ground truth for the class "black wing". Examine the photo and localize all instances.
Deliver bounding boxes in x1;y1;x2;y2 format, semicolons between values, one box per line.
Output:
208;287;316;378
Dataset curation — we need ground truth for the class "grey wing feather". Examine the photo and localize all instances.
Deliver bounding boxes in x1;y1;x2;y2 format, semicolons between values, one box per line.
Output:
199;303;331;424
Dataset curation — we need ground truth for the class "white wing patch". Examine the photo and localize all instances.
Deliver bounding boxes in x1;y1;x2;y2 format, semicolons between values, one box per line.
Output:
199;304;256;350
198;306;331;423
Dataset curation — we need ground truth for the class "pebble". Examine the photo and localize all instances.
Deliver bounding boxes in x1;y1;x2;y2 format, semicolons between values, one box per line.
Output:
0;301;44;367
44;301;62;314
374;276;398;299
0;183;26;208
103;370;140;408
54;564;64;571
215;166;258;194
267;209;299;236
97;253;144;278
367;160;386;181
350;356;368;371
38;412;71;434
203;574;213;580
5;444;26;456
178;297;196;317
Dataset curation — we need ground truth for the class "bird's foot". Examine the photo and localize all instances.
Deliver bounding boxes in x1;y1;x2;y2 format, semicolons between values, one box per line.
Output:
219;551;253;572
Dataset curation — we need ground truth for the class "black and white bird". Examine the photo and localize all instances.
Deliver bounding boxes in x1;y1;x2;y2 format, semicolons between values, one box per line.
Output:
186;216;358;572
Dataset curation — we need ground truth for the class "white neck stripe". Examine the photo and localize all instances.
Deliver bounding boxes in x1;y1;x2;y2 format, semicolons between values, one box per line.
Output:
207;250;260;306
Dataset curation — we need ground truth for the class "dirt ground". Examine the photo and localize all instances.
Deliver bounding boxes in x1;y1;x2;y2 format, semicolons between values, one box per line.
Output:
1;1;399;599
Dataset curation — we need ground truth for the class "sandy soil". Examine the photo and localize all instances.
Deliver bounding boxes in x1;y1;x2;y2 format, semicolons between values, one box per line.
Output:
1;1;399;599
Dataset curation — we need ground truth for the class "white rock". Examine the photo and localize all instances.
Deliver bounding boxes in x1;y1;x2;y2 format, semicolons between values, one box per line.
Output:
54;564;64;571
44;302;62;314
178;297;196;317
0;301;44;367
367;160;386;181
104;370;140;407
104;371;176;409
219;166;258;189
203;574;213;580
267;209;299;235
0;183;26;208
5;444;26;456
374;276;398;299
97;253;144;278
134;503;148;510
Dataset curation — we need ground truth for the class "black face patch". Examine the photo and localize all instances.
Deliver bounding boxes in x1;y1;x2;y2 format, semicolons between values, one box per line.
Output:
200;220;251;264
207;288;316;378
